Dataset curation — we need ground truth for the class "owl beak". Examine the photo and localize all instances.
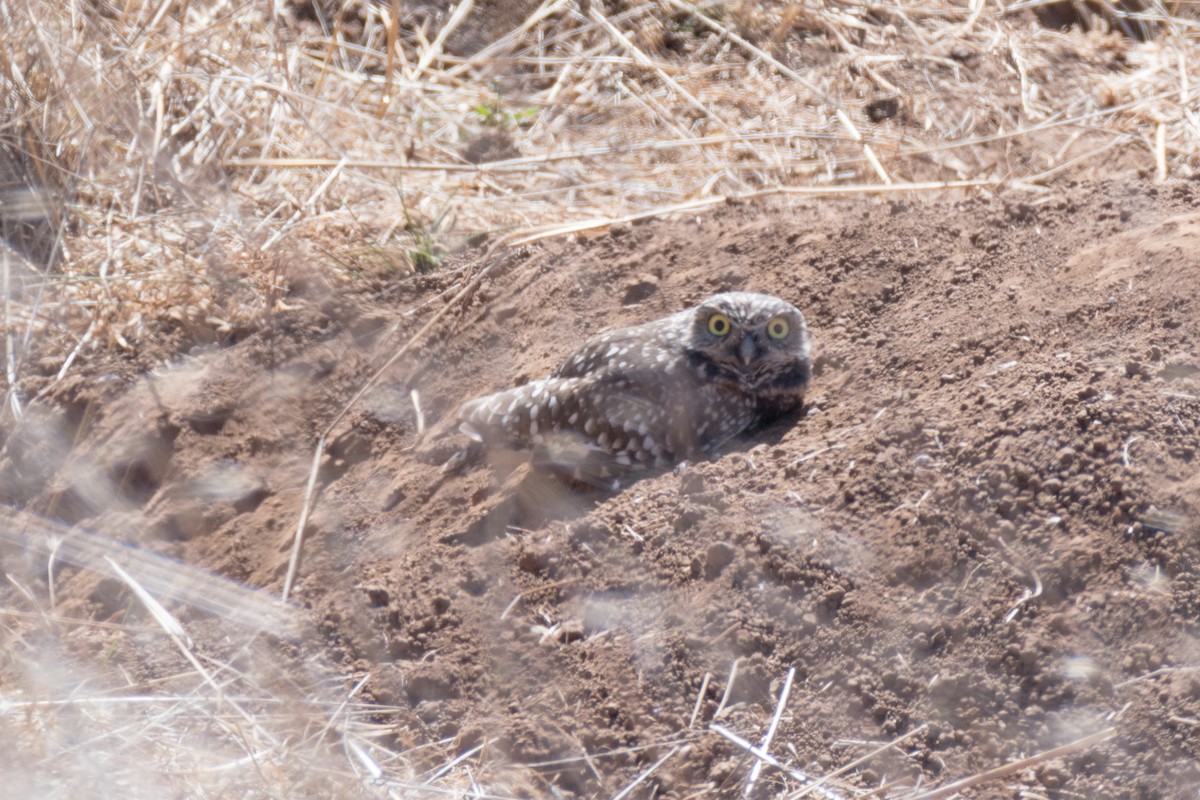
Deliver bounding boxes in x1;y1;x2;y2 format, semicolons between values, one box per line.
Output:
738;335;757;366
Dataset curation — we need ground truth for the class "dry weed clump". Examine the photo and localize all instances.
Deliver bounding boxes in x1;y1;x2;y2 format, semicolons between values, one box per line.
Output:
0;507;533;799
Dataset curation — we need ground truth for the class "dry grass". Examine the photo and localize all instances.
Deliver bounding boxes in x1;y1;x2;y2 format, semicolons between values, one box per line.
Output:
0;507;538;798
2;0;1199;367
1;0;1199;796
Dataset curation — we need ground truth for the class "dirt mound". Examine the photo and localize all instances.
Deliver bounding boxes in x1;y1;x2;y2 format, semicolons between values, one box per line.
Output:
4;179;1200;797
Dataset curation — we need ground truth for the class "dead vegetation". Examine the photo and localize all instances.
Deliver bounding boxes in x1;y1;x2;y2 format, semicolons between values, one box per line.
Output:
2;0;1199;359
2;0;1200;797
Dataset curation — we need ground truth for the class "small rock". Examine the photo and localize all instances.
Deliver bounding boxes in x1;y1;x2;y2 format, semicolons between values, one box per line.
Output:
517;547;550;574
363;586;390;607
679;471;707;495
709;758;739;783
865;96;900;122
1037;759;1069;791
558;620;585;644
621;274;659;305
704;542;737;579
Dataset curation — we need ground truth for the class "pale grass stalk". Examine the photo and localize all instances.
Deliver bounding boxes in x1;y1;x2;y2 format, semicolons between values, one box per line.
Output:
508;177;986;247
709;724;847;800
714;657;741;720
835;108;893;184
444;0;571;79
53;317;97;382
46;534;62;613
1179;44;1191;104
1004;570;1044;622
2;693;273;709
609;745;679;800
907;728;1116;800
2;244;20;420
6;573;42;616
588;5;720;128
525;738;692;768
499;576;580;620
409;0;476;80
425;740;488;783
1;507;297;634
748;178;995;197
105;556;281;756
541;52;578;104
790;724;929;799
378;779;524;800
283;252;502;600
227;126;866;171
659;0;903;189
507;196;726;245
346;736;384;779
1012;138;1130;187
688;671;712;729
744;666;796;797
1115;664;1200;688
306;674;372;755
658;0;823;98
409;388;425;441
613;74;694;141
0;606;158;632
22;3;92;127
956;0;987;36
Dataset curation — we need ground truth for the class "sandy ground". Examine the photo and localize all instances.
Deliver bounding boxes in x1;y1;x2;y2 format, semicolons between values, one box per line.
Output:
3;178;1200;798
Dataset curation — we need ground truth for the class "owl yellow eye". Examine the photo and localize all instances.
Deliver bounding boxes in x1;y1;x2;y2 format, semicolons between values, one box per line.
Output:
707;313;731;336
767;317;789;339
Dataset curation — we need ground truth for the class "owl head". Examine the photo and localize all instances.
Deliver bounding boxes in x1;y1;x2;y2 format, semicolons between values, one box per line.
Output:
686;292;812;408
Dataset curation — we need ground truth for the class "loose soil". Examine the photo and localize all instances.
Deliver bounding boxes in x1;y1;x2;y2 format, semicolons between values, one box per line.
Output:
4;179;1200;798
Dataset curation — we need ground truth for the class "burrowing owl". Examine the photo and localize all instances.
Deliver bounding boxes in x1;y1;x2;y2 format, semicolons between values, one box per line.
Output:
456;292;812;478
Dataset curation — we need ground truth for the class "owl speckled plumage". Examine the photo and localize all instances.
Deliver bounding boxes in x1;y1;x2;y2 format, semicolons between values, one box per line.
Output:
456;292;812;478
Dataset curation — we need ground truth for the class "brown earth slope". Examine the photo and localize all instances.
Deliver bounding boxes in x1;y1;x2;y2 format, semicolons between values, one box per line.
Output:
3;179;1200;798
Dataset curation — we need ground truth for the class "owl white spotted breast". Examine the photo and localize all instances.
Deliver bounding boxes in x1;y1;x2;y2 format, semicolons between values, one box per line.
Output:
456;292;812;478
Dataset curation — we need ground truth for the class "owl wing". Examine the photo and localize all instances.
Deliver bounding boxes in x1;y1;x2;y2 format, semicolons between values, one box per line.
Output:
540;367;758;478
455;371;669;482
550;315;683;380
458;377;586;447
